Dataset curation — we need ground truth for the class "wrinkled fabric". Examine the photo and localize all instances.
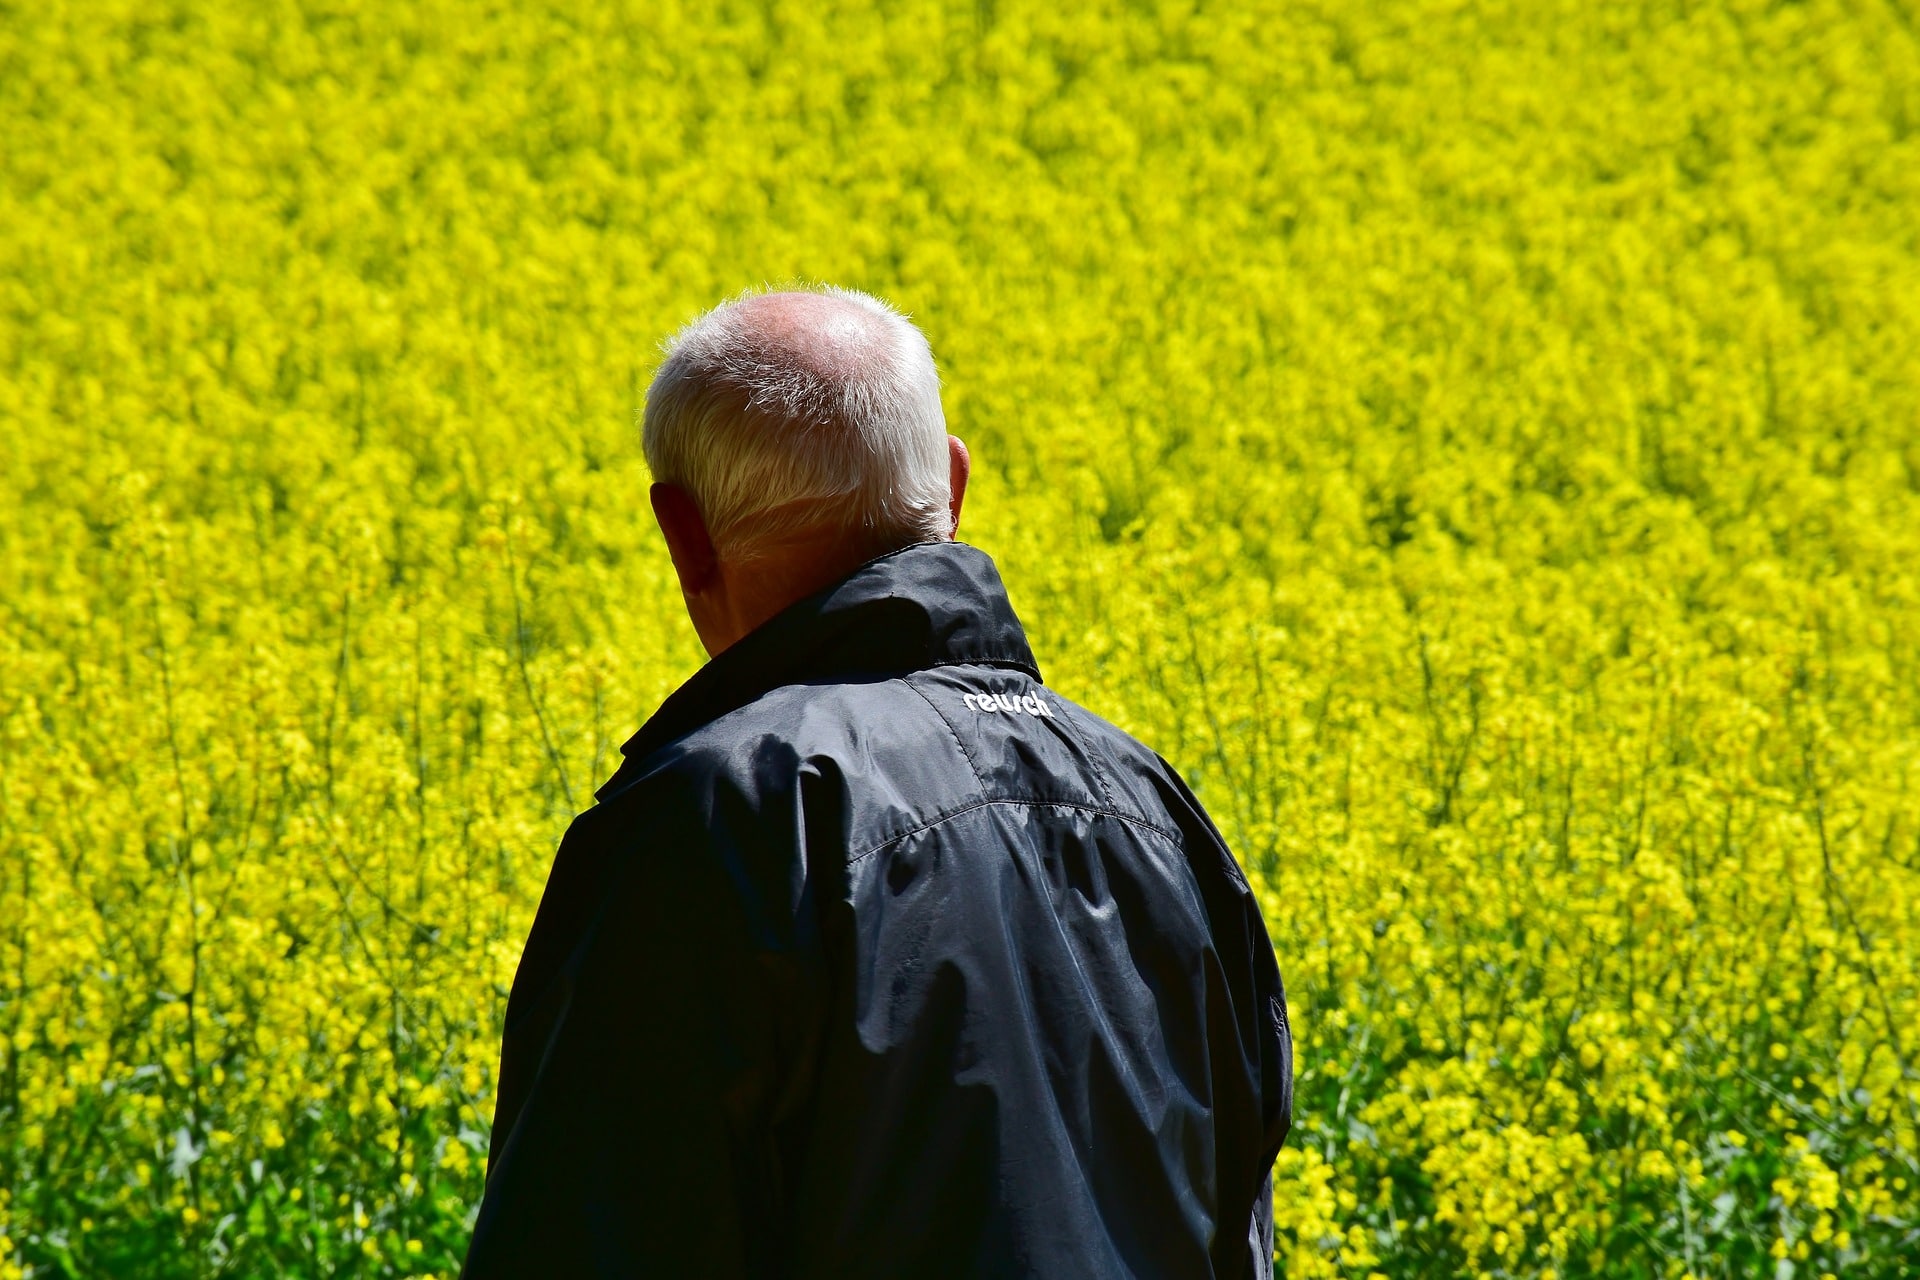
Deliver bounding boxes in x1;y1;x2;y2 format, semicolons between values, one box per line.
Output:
463;541;1292;1279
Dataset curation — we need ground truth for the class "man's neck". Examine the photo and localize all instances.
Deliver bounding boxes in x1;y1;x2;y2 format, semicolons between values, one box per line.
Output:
694;530;930;656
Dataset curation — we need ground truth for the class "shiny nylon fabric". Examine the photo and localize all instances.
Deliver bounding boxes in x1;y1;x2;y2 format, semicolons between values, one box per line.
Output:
463;542;1292;1279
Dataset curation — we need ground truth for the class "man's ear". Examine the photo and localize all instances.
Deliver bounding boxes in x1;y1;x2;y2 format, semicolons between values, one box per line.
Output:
947;435;971;537
650;483;719;594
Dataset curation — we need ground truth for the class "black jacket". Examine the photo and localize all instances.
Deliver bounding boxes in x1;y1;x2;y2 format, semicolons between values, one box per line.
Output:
463;542;1292;1279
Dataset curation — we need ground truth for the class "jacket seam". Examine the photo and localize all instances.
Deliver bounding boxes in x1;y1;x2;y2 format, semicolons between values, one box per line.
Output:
902;674;989;791
1053;697;1121;812
923;654;1041;677
847;797;1184;866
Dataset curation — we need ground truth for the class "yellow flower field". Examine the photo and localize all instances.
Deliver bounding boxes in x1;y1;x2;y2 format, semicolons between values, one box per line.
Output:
3;0;1918;1275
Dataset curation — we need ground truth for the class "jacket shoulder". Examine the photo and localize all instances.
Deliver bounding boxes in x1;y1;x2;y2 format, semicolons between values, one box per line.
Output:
600;674;981;863
1036;691;1260;892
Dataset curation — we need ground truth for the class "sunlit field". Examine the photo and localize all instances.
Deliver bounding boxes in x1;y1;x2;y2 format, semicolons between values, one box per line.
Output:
4;0;1918;1275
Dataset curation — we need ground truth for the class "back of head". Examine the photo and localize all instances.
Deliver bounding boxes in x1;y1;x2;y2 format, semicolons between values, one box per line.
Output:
642;286;951;561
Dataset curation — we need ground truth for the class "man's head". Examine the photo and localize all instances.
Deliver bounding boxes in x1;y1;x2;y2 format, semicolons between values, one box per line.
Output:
642;286;970;656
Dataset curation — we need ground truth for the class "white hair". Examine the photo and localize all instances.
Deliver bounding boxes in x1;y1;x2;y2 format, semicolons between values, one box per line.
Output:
642;285;951;559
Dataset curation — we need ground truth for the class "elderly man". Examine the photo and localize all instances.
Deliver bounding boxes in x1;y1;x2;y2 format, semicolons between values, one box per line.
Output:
462;287;1293;1278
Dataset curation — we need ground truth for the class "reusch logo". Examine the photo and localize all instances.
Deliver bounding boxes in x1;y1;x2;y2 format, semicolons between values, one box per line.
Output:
963;689;1054;718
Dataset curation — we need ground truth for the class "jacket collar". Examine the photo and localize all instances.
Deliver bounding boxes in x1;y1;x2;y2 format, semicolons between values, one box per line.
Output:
595;541;1040;801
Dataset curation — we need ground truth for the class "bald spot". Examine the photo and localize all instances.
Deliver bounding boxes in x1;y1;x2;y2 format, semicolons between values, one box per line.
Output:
722;290;894;388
